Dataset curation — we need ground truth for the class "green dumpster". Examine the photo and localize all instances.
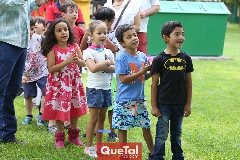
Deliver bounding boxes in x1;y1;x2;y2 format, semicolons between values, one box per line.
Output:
147;1;231;56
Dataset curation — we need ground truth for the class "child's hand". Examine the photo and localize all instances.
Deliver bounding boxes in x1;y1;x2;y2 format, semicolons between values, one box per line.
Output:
147;61;152;71
66;53;75;64
141;62;152;73
184;104;191;117
22;76;27;84
105;59;111;66
151;107;161;117
72;50;79;61
140;11;147;19
148;60;152;66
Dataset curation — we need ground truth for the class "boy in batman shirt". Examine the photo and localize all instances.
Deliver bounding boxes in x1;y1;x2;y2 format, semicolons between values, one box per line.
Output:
151;21;194;160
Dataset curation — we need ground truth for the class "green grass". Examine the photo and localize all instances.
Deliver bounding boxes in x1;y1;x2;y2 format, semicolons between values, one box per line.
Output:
1;24;240;160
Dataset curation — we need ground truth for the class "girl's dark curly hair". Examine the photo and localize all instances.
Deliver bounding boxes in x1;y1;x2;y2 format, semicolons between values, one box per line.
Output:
41;18;75;56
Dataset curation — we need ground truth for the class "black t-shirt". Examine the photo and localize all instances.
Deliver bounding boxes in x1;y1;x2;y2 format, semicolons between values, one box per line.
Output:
151;51;194;104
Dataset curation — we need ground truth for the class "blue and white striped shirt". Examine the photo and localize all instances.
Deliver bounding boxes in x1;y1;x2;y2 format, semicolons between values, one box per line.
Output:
0;0;39;48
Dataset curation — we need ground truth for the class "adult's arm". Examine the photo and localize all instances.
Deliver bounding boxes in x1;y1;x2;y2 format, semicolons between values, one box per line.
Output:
0;0;25;6
140;5;160;19
133;11;141;32
0;0;47;7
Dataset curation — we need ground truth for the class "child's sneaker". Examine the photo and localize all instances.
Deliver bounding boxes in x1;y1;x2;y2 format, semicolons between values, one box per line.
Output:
147;153;154;160
21;116;32;124
36;115;44;126
84;146;97;158
107;132;118;142
47;125;57;133
16;87;24;97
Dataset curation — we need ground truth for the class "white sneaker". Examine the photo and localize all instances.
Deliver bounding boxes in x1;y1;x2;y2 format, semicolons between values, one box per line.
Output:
84;146;97;158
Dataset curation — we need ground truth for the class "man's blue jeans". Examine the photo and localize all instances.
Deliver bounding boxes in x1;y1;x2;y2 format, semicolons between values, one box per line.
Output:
0;42;26;142
153;104;185;160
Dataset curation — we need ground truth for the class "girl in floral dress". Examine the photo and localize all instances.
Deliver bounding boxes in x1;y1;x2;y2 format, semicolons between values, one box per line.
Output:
41;18;87;148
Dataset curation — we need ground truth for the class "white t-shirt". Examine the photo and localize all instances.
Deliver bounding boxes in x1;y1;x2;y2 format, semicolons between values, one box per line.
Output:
139;0;160;32
104;0;140;56
83;48;114;90
104;0;140;30
24;33;48;82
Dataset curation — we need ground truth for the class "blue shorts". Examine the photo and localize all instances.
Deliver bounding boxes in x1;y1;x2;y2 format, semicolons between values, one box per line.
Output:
86;87;112;108
112;100;151;130
23;76;47;99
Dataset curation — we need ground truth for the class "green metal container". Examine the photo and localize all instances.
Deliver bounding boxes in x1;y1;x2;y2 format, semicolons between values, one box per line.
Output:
147;1;231;56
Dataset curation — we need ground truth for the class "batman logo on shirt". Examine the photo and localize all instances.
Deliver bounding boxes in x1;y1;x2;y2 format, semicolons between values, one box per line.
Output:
164;58;186;70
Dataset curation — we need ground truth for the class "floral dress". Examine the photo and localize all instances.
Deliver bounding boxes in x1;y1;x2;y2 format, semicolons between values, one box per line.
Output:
42;44;87;121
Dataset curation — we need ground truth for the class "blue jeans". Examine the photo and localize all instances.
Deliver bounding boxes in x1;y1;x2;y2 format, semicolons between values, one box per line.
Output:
153;104;185;160
0;42;26;142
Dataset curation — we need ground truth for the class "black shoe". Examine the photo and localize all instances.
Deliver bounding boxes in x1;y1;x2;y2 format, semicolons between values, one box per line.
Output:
16;88;24;97
147;153;153;160
0;139;28;145
107;132;118;142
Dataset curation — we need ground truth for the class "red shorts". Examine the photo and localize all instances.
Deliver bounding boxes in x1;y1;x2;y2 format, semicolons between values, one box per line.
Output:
137;32;147;55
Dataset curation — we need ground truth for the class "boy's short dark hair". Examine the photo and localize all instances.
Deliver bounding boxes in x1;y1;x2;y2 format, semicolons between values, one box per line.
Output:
30;16;36;27
60;0;78;13
161;21;183;38
34;16;46;27
115;24;134;43
94;7;115;22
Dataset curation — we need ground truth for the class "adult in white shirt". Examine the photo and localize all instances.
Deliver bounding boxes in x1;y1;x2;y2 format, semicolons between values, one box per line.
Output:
104;0;140;31
137;0;160;55
104;0;141;55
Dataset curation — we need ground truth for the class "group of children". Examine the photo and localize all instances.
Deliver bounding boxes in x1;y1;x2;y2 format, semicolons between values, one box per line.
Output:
21;1;193;160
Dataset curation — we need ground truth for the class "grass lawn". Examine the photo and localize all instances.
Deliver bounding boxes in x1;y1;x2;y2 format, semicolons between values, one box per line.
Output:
0;23;240;160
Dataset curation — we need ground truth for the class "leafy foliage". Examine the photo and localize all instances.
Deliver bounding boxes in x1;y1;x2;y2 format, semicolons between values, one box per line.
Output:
222;0;240;5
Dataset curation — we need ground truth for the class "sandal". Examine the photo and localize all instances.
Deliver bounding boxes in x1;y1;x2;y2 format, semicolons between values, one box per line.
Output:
47;125;57;133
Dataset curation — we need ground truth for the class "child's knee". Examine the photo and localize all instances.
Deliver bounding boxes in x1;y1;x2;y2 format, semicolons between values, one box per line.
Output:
89;117;98;125
142;128;151;134
25;97;33;101
98;115;106;123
